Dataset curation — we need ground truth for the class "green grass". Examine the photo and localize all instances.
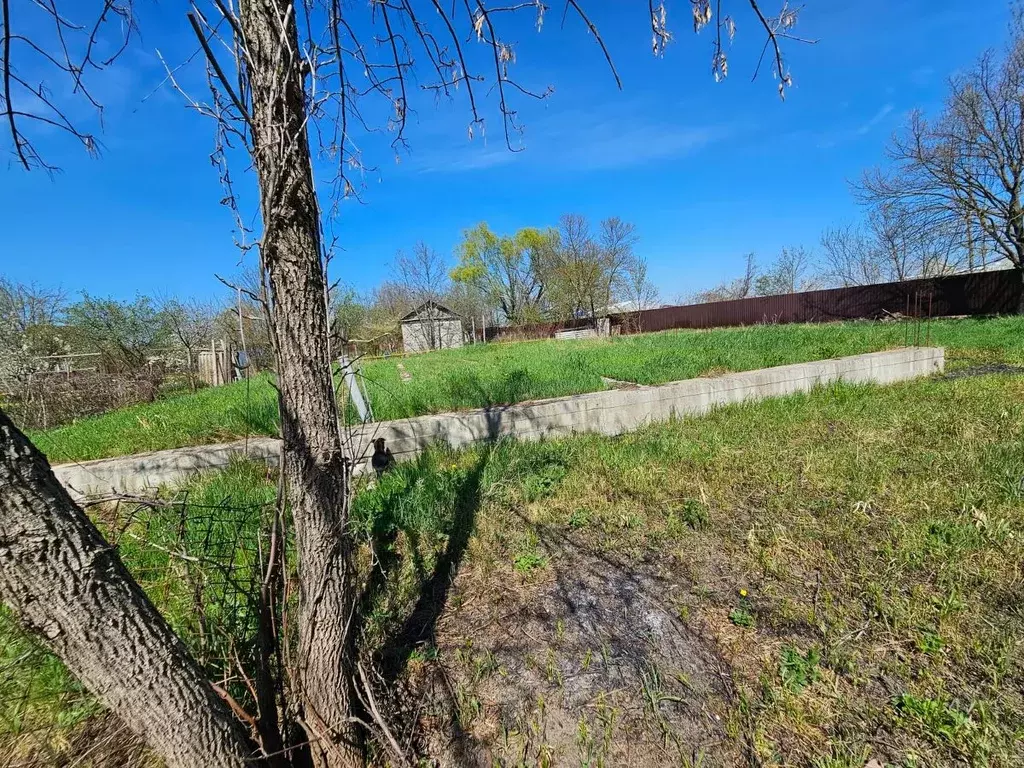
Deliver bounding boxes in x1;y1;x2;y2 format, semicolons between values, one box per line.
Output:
6;368;1024;764
370;371;1024;765
29;374;280;463
28;316;1024;463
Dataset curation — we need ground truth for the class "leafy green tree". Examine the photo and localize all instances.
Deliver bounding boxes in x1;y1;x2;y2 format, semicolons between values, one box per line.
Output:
451;223;555;324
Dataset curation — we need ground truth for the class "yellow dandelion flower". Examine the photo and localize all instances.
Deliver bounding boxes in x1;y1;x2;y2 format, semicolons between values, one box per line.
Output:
739;589;748;597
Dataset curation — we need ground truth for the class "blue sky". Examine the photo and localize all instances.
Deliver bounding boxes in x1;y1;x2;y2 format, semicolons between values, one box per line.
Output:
0;0;1012;303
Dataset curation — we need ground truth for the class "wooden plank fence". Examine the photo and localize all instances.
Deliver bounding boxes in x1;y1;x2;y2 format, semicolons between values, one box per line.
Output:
197;341;232;387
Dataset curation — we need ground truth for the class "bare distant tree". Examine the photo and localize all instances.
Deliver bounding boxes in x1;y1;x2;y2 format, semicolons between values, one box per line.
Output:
871;203;964;281
820;225;887;287
445;279;497;337
736;252;758;298
161;298;218;389
542;213;598;319
0;278;67;389
370;280;416;325
858;7;1024;306
755;246;815;296
539;214;640;320
693;252;758;302
395;243;455;350
820;204;963;287
396;242;450;306
599;216;640;311
623;254;660;311
0;278;65;335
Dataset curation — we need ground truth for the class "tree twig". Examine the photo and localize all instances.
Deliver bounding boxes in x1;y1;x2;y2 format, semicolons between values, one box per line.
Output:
187;10;252;126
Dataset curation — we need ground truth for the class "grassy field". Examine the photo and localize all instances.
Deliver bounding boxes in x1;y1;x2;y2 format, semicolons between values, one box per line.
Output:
29;316;1024;463
6;368;1023;765
341;370;1024;766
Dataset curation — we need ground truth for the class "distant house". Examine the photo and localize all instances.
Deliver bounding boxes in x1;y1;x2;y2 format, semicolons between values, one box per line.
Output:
400;301;465;354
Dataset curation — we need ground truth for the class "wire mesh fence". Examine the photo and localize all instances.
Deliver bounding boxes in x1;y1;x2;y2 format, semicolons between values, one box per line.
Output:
0;461;281;767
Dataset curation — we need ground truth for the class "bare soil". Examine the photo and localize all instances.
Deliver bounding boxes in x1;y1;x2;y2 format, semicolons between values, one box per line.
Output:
404;538;742;767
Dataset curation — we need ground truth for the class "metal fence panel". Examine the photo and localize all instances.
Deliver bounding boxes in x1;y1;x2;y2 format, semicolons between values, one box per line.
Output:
614;269;1022;334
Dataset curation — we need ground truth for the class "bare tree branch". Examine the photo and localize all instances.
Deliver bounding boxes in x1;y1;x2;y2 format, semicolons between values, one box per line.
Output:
563;0;621;90
188;10;253;127
2;0;28;169
857;13;1024;286
2;0;135;170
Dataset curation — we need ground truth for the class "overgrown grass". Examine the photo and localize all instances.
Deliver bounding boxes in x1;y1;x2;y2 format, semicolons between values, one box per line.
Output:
29;374;280;463
29;316;1024;463
409;372;1023;766
5;369;1024;765
304;364;1024;763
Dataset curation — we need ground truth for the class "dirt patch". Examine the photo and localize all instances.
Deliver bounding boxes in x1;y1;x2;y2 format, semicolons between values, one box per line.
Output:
940;363;1024;380
406;541;740;767
600;376;645;390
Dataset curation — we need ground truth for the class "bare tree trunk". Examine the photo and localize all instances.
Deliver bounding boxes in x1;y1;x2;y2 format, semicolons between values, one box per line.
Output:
0;409;253;768
238;1;361;765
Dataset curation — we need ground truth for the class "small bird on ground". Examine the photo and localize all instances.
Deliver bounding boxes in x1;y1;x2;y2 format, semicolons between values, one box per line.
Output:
371;437;395;478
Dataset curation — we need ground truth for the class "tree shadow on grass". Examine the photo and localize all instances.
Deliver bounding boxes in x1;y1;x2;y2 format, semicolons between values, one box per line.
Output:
375;446;491;684
227;388;280;436
354;411;564;762
444;368;534;411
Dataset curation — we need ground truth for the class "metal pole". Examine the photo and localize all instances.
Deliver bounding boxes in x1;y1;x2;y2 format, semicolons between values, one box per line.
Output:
905;293;910;347
237;287;249;379
927;292;933;346
917;290;925;346
339;354;372;422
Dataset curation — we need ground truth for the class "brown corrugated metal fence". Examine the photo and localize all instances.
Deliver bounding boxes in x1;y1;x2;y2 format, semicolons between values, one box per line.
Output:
613;269;1022;334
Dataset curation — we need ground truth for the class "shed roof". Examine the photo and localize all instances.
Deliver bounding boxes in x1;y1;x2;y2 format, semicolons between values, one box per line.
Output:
399;300;460;323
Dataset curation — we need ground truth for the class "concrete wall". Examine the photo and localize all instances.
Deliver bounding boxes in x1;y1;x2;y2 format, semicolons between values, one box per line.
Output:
401;317;464;353
54;347;944;499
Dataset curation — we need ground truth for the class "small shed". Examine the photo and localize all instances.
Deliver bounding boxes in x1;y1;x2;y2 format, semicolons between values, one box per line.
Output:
400;301;465;353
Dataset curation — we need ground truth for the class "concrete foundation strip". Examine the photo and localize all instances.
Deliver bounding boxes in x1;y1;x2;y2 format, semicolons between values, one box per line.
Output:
53;347;944;500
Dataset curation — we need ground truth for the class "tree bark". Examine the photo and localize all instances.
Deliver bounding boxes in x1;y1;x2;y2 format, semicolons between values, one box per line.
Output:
238;1;361;765
0;409;253;768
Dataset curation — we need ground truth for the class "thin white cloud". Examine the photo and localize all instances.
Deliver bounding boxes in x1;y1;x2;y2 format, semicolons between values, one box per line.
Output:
855;103;895;136
420;146;520;173
814;103;897;149
412;111;722;174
